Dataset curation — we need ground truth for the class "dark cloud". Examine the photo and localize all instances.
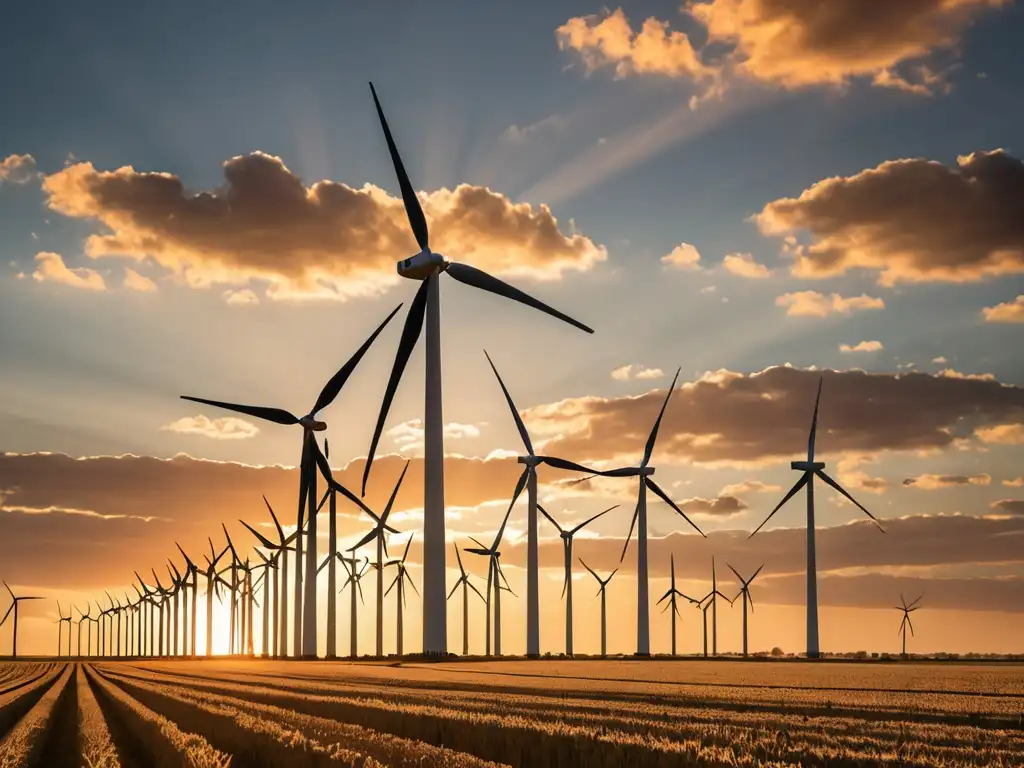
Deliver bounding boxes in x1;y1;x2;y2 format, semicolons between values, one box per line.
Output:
756;150;1024;286
526;366;1024;467
991;499;1024;516
903;473;992;489
40;153;605;300
678;495;748;517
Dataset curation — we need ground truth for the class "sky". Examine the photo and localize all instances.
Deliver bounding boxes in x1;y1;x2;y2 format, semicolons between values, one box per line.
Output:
1;0;1023;658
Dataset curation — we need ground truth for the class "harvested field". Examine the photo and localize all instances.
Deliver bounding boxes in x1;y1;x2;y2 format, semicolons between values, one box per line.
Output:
0;659;1019;765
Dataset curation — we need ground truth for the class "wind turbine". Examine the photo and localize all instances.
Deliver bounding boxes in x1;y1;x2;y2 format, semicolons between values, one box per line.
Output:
538;504;618;656
447;543;485;656
580;559;617;658
347;461;409;657
697;561;733;658
383;534;419;656
657;555;698;656
360;82;594;656
728;563;764;658
483;350;606;657
75;605;87;656
464;501;516;656
340;555;370;658
167;559;185;657
79;603;93;657
135;571;157;656
749;378;885;658
182;305;401;659
175;543;200;656
124;593;138;657
56;602;72;658
241;497;294;659
151;568;173;657
0;583;42;658
220;524;245;655
202;538;229;657
250;550;276;658
896;595;922;657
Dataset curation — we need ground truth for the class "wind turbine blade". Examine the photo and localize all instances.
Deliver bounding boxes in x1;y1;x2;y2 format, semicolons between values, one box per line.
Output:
619;505;640;562
899;615;907;635
493;483;519;549
406;572;420;597
749;473;809;539
570;504;619;535
402;532;415;562
454;541;466;576
447;580;460;601
381;461;411;523
656;589;672;605
384;573;400;598
496;560;515;596
749;563;765;585
240;519;275;550
726;563;744;585
467;580;485;603
907;615;915;637
356;580;365;605
908;595;923;610
347;529;379;552
316;488;330;513
808;377;823;462
748;592;755;613
445;262;593;334
179;396;299;426
361;277;430;496
2;582;13;601
311;438;382;521
463;548;490;556
642;368;680;468
369;82;429;250
646;477;705;537
0;605;12;627
815;470;885;531
535;456;601;475
578;557;600;583
310;303;403;416
536;503;563;535
468;536;489;551
483;350;533;456
174;542;195;570
262;496;286;545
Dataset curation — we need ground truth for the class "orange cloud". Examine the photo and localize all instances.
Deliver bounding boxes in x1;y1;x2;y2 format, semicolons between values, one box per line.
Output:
902;473;991;490
0;154;37;185
223;288;259;306
677;495;748;517
990;499;1024;516
31;252;106;291
159;415;260;440
122;267;157;292
611;364;665;381
776;291;884;317
660;242;702;270
975;424;1024;445
722;252;770;278
41;152;606;300
1004;477;1024;488
524;366;1024;467
839;340;884;354
756;150;1024;286
982;295;1024;323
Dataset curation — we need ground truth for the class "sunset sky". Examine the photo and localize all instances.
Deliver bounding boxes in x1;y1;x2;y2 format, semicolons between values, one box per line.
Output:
1;0;1023;658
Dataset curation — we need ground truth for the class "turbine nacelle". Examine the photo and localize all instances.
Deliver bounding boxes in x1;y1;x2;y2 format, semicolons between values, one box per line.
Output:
791;460;825;472
299;414;327;432
638;465;655;477
516;455;541;467
397;249;448;280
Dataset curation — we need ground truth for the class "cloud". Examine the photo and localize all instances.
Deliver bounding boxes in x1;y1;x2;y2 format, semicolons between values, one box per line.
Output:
556;8;713;82
690;0;1004;93
660;242;702;270
719;480;782;496
1003;478;1024;488
0;154;38;185
839;340;884;354
756;150;1024;286
990;499;1024;516
160;415;260;440
611;364;665;382
223;288;260;306
982;295;1024;323
41;152;607;300
387;420;482;452
31;252;106;291
975;423;1024;445
677;495;748;517
932;356;949;364
500;114;568;144
776;291;885;317
122;267;157;292
902;473;991;490
523;366;1024;467
722;252;770;278
939;368;996;381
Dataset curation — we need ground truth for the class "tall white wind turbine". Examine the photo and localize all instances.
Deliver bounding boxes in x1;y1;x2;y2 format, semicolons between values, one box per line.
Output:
360;82;595;656
748;378;885;658
538;504;618;656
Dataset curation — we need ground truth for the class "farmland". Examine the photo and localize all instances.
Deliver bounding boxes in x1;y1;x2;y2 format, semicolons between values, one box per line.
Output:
0;659;1019;766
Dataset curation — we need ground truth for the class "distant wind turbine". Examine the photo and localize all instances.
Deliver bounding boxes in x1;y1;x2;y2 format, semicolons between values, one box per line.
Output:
202;538;230;656
448;543;485;656
657;555;698;656
896;595;922;657
748;378;885;658
240;497;294;658
697;562;733;658
340;555;370;658
580;559;617;658
1;582;44;658
383;534;419;656
464;502;516;656
360;82;594;656
56;602;72;658
727;563;764;658
538;504;618;656
175;543;200;656
182;305;401;658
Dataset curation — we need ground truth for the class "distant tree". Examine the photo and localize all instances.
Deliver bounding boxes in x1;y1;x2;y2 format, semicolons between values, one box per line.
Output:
770;646;784;657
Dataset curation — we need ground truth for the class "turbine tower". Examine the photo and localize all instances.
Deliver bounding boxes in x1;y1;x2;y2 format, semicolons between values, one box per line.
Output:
580;559;617;657
448;543;485;656
56;602;72;658
202;538;229;656
464;502;516;656
727;563;764;658
657;555;698;656
538;504;618;656
181;305;400;658
896;595;922;657
383;534;419;656
347;461;408;657
175;543;200;656
241;497;294;658
340;555;369;658
483;351;606;657
749;378;885;658
360;82;594;656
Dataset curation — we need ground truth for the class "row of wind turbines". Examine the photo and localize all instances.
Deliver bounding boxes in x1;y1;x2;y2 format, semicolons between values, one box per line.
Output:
7;82;914;662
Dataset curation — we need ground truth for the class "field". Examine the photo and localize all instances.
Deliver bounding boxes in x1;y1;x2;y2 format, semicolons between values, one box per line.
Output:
0;659;1019;766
